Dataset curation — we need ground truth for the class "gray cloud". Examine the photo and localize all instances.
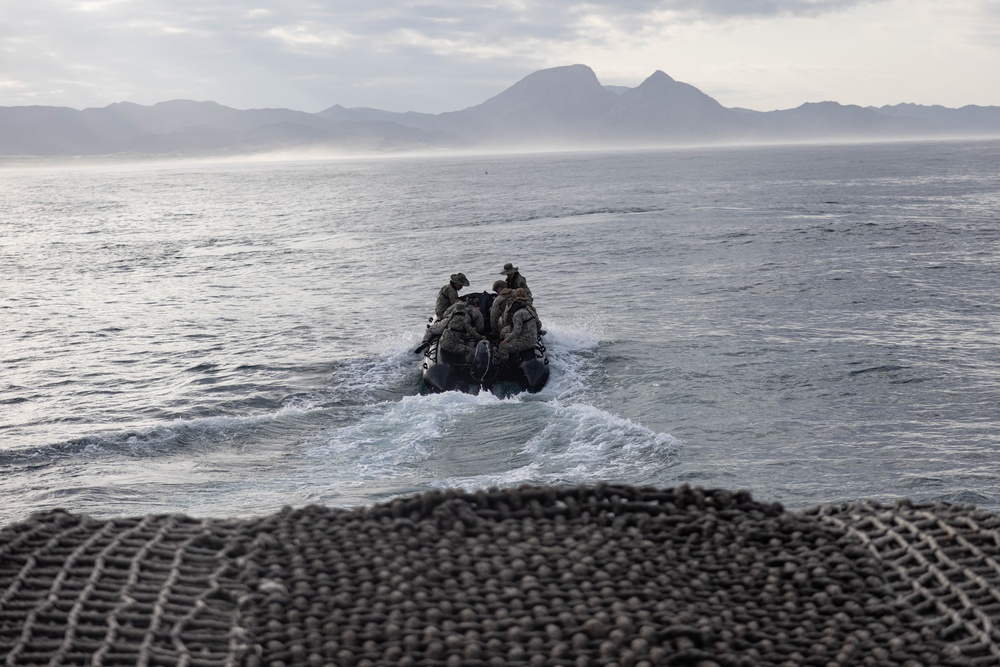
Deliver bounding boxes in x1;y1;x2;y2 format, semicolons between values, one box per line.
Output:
0;0;937;112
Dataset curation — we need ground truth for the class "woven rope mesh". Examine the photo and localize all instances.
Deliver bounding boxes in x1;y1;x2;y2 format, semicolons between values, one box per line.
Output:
2;485;999;666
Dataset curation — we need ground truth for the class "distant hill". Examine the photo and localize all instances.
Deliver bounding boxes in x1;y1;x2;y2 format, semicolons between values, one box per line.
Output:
872;103;1000;135
597;70;746;144
2;65;999;157
0;100;468;156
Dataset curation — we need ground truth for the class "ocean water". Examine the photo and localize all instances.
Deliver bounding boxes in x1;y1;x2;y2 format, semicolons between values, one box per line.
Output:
1;139;998;525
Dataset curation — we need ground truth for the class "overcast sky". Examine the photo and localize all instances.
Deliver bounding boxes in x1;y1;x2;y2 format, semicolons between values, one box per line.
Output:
2;0;998;113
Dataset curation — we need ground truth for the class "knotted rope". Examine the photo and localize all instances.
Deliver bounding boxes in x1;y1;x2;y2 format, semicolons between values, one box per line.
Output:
1;485;998;666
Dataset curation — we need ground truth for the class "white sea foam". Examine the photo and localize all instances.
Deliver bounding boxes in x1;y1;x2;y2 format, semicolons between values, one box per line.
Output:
303;391;499;480
435;401;681;491
303;316;677;492
532;321;604;404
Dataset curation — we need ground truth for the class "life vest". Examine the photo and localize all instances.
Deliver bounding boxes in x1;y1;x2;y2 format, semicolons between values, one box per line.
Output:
447;309;471;331
507;302;535;324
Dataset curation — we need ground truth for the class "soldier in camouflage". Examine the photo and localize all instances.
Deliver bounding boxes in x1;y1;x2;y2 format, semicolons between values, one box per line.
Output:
444;299;484;334
498;291;539;363
435;272;470;319
490;287;514;337
500;263;531;298
498;288;541;337
439;302;485;365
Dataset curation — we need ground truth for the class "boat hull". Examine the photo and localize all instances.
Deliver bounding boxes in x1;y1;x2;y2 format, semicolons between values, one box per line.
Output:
417;291;549;395
420;336;549;395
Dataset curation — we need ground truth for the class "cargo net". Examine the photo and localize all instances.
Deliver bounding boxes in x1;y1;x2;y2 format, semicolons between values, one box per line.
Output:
1;485;999;666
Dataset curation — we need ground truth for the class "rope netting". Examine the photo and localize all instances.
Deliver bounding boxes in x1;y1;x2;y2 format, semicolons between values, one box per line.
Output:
1;485;998;666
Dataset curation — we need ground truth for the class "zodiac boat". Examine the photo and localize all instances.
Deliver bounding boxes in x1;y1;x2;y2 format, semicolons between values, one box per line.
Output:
417;291;549;395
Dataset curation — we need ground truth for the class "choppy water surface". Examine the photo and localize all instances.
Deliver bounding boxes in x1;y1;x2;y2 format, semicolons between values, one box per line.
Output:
1;140;998;523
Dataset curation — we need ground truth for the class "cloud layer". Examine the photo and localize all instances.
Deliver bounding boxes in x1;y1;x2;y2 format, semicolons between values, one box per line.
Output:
0;1;996;112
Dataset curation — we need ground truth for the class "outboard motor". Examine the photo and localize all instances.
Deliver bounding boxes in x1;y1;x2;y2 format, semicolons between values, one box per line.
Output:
470;340;498;383
519;337;549;392
520;358;549;392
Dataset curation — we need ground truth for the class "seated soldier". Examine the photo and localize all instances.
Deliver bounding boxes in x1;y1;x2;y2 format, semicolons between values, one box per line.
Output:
498;288;541;337
444;298;484;334
491;287;514;338
439;302;485;366
498;291;539;363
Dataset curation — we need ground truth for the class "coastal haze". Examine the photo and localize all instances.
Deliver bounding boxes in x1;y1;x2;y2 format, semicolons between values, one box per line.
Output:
4;64;1000;157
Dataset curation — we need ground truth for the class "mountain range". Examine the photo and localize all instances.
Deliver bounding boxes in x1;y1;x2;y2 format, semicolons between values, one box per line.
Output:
3;64;999;157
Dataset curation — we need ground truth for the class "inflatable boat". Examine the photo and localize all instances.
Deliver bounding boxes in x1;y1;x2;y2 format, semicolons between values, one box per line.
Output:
416;292;549;395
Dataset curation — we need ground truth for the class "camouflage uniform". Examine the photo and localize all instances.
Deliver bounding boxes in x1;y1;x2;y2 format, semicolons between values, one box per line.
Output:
499;288;541;337
469;304;485;334
490;289;513;334
498;300;539;363
444;301;484;334
434;272;469;319
439;305;484;366
501;263;531;298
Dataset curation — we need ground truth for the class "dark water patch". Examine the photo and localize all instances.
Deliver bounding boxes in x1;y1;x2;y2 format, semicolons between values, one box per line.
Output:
234;363;275;372
0;398;29;409
674;469;739;481
889;376;929;385
38;378;81;389
924;489;995;506
848;365;908;376
187;362;220;373
0;413;281;468
190;375;225;386
1;357;37;365
201;382;274;396
901;475;946;488
0;437;115;467
107;357;142;365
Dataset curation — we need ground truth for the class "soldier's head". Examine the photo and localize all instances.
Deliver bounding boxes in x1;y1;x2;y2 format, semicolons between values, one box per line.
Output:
513;288;528;300
492;280;506;293
501;263;518;276
450;272;470;289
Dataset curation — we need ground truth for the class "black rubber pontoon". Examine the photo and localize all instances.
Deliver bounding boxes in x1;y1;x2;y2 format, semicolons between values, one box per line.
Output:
418;291;549;395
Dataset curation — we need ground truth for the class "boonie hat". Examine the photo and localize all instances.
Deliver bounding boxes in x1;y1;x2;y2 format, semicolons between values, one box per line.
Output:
501;263;518;275
451;273;470;287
